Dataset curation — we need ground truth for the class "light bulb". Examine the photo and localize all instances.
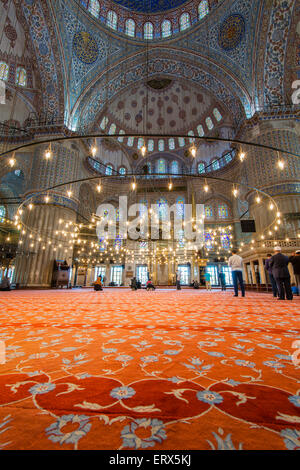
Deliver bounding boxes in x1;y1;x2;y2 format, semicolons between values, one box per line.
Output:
255;196;261;203
204;185;209;192
131;182;136;190
45;196;50;203
168;182;173;190
232;188;238;197
96;184;101;193
239;152;246;162
190;146;197;158
45;149;52;159
91;146;97;157
277;160;285;170
9;158;15;167
141;145;146;157
67;190;72;197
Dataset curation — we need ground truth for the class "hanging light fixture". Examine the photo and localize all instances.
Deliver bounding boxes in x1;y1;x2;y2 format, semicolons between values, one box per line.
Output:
91;138;97;157
45;143;52;160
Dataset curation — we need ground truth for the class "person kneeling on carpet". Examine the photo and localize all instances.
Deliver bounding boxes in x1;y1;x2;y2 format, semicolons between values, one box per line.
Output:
0;276;11;291
146;279;155;291
93;276;103;291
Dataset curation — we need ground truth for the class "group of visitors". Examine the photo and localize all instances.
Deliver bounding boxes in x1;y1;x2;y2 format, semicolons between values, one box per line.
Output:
130;277;156;291
265;247;300;301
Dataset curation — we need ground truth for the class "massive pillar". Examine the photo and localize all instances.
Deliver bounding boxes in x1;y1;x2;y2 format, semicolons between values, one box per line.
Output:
14;142;81;287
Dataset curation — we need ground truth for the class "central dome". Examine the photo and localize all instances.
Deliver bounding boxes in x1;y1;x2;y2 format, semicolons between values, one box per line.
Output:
112;0;189;13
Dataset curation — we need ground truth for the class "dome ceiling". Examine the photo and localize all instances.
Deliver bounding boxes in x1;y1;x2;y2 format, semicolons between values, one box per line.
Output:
99;79;229;136
111;0;189;14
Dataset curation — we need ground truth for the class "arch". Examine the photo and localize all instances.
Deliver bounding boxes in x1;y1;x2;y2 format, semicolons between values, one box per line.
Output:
205;205;213;219
162;19;172;38
107;10;117;30
171;160;179;175
206;117;214;130
157;158;166;174
88;0;100;18
144;22;154;40
0;62;9;81
197;162;206;174
198;0;209;20
180;13;191;31
105;164;113;175
125;19;135;37
118;166;127;176
16;67;27;87
211;158;220;171
213;108;222;122
218;203;229;219
108;123;116;135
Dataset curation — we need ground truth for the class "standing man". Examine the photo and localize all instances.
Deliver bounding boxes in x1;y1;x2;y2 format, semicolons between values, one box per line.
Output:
228;250;245;297
265;254;278;298
269;246;293;301
204;270;212;291
176;271;181;290
289;250;300;295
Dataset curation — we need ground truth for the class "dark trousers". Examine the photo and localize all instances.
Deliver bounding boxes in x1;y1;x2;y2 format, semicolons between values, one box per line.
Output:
275;277;293;300
176;281;181;290
220;284;226;291
232;270;245;296
268;273;278;297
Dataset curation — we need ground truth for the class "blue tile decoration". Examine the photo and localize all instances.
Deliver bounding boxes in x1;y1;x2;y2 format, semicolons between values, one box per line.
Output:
111;0;189;14
218;14;245;51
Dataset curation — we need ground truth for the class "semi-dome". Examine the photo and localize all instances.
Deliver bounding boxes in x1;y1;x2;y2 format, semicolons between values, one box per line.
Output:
111;0;190;14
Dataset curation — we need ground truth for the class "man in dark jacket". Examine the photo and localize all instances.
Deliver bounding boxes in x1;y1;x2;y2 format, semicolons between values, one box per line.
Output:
265;254;278;297
289;250;300;295
269;246;293;300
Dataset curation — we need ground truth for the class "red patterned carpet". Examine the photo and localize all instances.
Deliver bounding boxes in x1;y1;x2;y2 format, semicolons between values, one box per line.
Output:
0;289;299;450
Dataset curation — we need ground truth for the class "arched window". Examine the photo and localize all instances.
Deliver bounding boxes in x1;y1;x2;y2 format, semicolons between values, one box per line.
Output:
206;116;214;130
157;158;166;174
107;10;117;29
213;108;222;122
180;13;191;31
144;22;153;40
137;137;145;149
221;235;230;250
168;138;175;150
224;152;232;163
98;236;106;252
0;62;9;81
118;129;125;142
171;160;179;175
119;167;126;176
176;197;185;219
197;124;204;137
114;234;123;249
88;0;100;17
158;140;165;152
198;0;209;20
157;198;167;219
125;19;135;37
198;162;205;174
16;67;27;87
212;159;220;171
100;116;108;130
127;136;134;147
218;204;229;219
162;19;172;38
188;130;195;143
148;139;154;152
178;137;185;147
205;232;213;249
108;123;116;135
105;164;113;175
0;205;6;222
205;205;213;219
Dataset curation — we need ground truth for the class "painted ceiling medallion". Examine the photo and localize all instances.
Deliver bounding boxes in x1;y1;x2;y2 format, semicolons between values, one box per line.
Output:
218;14;245;51
73;31;98;64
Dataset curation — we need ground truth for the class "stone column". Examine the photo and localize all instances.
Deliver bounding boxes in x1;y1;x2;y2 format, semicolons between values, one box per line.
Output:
258;258;267;284
243;263;249;284
249;261;256;285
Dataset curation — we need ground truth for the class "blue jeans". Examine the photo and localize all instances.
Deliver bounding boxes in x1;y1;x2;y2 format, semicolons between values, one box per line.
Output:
232;270;245;296
268;273;278;297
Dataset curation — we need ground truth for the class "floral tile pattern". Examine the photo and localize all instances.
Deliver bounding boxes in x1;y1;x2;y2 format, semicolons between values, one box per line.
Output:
0;289;299;450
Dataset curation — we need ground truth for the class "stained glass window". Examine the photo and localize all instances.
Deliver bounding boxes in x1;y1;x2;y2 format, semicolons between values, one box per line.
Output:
107;10;117;29
221;235;230;250
157;198;167;219
178;137;185;147
205;205;213;219
162;19;172;38
157;158;166;175
118;129;125;142
171;160;179;175
105;165;113;175
114;234;123;249
116;209;120;222
119;167;126;176
197;124;204;137
100;116;108;129
108;123;116;135
212;159;220;171
16;67;27;87
88;0;100;17
218;204;229;219
99;237;106;252
0;205;5;222
188;130;195;143
169;138;175;150
127;136;134;147
178;229;185;248
158;140;165;152
148;139;154;152
205;232;213;249
125;19;135;37
198;162;205;174
213;108;222;121
137;137;145;149
180;13;190;31
224;153;232;163
198;1;209;20
144;22;153;40
176;197;185;219
206;117;214;130
0;62;9;81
